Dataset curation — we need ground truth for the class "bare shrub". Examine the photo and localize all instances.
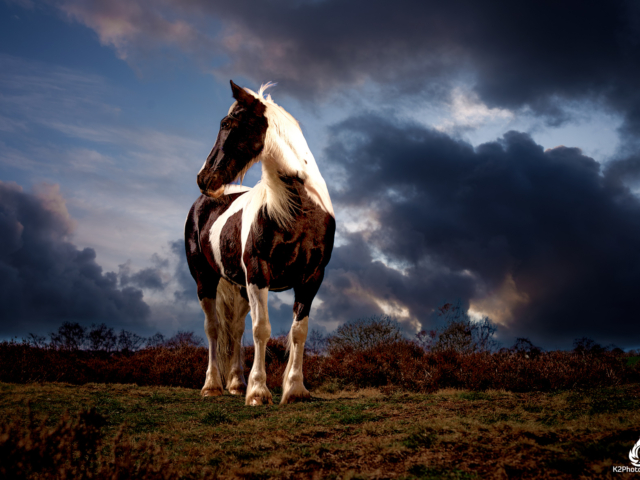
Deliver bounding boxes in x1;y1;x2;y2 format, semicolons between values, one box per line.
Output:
573;337;607;355
327;315;402;353
117;329;146;353
306;329;327;355
509;338;543;359
49;322;87;351
87;323;117;352
416;302;499;353
163;331;203;348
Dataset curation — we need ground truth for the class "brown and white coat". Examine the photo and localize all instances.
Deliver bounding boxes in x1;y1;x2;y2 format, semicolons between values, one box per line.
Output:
185;81;335;405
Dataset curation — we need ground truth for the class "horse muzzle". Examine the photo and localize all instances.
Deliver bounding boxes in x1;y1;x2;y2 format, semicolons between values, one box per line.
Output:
200;185;226;198
197;170;226;198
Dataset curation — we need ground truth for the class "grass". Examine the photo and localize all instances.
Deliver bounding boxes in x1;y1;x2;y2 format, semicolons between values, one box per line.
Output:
2;382;639;479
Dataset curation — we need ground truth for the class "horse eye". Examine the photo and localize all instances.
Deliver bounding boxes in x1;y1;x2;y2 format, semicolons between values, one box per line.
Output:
221;120;230;129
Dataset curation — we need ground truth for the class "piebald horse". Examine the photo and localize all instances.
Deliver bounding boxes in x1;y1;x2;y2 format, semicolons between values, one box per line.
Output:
185;81;335;405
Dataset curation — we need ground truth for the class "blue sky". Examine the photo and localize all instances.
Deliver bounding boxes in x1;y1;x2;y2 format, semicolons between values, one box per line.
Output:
2;0;639;350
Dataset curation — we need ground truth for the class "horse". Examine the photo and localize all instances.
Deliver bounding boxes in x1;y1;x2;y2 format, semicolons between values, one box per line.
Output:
185;80;335;405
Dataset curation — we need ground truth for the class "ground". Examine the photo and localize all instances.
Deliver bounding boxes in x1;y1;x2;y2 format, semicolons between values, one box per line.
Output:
1;382;639;479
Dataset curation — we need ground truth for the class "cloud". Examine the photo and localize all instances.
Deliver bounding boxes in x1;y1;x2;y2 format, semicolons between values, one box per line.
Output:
55;0;217;73
118;260;165;291
313;115;640;348
0;181;150;337
44;0;640;136
0;54;210;274
169;239;195;303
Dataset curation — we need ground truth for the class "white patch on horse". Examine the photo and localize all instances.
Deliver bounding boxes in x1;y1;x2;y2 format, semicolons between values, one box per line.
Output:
209;193;250;276
210;183;288;280
223;184;251;195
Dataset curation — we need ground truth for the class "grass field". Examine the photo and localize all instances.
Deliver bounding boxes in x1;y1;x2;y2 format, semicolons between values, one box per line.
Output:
2;382;639;479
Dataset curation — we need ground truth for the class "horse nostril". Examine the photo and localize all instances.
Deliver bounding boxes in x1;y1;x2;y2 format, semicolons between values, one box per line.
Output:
197;172;207;186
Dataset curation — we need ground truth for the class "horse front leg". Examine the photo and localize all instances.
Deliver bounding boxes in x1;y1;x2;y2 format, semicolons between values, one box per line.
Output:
281;271;324;405
246;284;273;406
200;296;224;397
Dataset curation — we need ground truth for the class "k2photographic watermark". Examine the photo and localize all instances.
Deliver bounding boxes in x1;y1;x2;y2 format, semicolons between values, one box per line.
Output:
613;436;640;473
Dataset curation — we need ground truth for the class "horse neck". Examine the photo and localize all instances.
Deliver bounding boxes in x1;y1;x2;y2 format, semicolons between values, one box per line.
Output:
258;127;334;221
255;155;302;226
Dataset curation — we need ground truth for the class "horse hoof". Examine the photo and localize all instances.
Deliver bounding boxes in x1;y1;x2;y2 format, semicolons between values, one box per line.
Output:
247;395;273;406
281;389;311;405
202;387;223;397
228;388;246;396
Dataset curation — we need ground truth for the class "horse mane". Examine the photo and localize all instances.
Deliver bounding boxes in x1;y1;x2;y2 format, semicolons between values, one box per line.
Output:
230;83;334;228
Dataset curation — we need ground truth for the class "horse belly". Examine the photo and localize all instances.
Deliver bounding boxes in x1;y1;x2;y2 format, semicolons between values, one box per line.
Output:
246;210;335;291
266;243;325;291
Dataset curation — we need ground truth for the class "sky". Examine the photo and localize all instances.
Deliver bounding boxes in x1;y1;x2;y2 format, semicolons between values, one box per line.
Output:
1;0;639;350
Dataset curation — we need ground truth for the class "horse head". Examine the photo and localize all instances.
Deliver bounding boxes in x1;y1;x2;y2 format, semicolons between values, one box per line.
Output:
197;80;268;198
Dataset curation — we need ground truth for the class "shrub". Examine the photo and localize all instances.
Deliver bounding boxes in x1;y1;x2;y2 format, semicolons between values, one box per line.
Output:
2;319;639;394
416;302;499;354
573;337;606;355
509;338;543;359
313;339;428;391
49;322;87;351
87;323;117;352
326;315;402;353
306;329;327;355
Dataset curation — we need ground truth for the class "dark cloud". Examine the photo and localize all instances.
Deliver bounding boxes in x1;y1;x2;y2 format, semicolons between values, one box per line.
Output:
169;239;196;303
0;181;150;338
314;232;476;332
604;153;640;190
118;260;165;291
216;0;640;132
53;0;640;133
314;115;640;348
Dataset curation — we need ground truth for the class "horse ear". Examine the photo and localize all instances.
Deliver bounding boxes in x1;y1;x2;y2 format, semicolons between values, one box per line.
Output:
230;80;254;105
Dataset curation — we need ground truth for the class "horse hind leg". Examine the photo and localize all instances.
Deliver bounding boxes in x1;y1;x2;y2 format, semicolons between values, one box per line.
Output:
201;296;224;397
215;279;249;395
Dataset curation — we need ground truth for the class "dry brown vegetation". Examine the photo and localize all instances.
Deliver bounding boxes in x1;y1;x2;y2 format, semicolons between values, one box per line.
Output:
1;382;639;479
1;334;638;393
1;318;639;478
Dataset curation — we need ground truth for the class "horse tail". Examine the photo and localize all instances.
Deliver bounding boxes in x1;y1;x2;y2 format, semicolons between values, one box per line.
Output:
215;278;237;385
